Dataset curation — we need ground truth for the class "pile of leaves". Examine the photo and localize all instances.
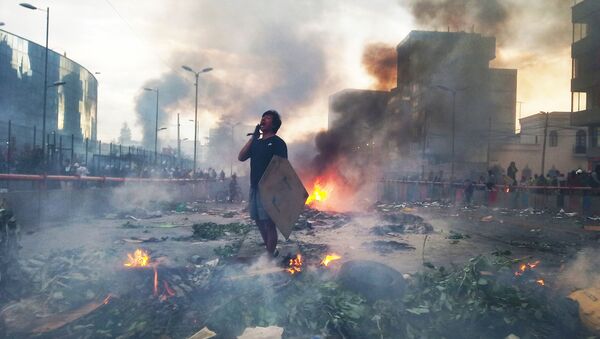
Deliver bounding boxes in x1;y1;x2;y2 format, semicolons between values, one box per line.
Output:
393;256;581;338
192;222;251;240
18;248;116;314
202;255;583;338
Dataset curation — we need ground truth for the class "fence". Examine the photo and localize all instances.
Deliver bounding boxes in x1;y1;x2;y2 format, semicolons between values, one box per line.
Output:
378;180;600;215
0;120;193;176
0;174;245;228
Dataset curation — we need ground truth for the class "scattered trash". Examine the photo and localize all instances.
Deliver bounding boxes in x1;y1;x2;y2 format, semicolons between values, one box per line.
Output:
480;215;494;222
237;326;283;339
188;326;216;339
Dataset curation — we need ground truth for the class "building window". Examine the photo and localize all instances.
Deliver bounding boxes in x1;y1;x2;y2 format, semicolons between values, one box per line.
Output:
549;130;558;147
574;23;588;43
577;130;587;146
575;129;587;154
573;92;587;111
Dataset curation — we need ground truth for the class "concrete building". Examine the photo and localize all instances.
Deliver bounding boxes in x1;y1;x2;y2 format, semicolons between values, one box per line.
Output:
492;112;587;178
570;0;600;168
394;31;517;179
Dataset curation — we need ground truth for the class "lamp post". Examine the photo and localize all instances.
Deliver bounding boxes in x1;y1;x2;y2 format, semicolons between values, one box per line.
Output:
181;65;213;175
144;87;159;164
435;85;467;180
20;2;51;164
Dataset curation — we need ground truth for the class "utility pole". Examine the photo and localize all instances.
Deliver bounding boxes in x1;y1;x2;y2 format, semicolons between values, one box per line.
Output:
486;116;492;170
540;112;550;177
177;113;181;164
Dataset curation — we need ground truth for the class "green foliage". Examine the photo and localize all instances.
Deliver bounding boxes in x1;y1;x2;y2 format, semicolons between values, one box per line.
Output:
192;222;251;240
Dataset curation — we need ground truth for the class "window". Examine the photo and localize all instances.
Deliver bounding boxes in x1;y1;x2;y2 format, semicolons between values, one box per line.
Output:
573;92;587;111
549;130;558;147
574;23;588;42
576;130;587;146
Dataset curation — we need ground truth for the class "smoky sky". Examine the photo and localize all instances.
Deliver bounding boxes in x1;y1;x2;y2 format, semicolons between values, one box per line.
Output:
403;0;571;54
134;0;335;145
362;43;397;91
135;73;188;148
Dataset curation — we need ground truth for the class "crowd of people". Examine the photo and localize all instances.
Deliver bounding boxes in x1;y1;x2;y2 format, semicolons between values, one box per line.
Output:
478;162;600;190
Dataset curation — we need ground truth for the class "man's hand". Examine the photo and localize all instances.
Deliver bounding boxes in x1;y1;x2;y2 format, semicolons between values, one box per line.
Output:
252;124;261;140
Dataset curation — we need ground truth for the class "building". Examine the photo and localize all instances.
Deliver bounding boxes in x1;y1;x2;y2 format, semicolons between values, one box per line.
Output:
570;0;600;169
394;31;517;179
492;112;587;178
326;31;517;179
0;29;98;148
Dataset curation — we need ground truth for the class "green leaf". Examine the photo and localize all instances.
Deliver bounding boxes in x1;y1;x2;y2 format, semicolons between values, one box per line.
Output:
406;306;430;315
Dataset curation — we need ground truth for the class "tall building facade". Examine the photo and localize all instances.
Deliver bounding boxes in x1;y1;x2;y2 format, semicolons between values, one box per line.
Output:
570;0;600;168
0;29;98;146
395;31;517;178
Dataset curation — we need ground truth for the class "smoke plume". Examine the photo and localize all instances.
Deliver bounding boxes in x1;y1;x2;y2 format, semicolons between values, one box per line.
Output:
362;43;397;91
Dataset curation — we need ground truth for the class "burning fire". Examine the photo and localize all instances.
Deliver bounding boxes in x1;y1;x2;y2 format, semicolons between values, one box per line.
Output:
321;253;342;266
306;180;332;205
286;254;303;275
536;279;545;286
124;248;151;267
514;260;539;276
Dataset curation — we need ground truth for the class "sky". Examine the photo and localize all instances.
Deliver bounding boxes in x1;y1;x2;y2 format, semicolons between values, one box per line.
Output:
0;0;573;150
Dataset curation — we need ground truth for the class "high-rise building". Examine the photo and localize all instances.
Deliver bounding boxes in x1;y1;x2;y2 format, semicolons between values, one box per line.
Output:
0;29;98;147
570;0;600;168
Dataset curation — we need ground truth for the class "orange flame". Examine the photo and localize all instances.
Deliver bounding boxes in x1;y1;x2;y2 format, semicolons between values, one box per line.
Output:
515;260;540;276
163;281;176;297
321;254;342;266
124;248;151;267
536;279;545;286
306;180;333;205
153;266;158;296
103;294;112;305
286;254;303;275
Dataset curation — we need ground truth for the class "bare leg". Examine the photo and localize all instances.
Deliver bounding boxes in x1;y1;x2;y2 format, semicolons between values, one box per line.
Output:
265;220;278;254
256;221;268;246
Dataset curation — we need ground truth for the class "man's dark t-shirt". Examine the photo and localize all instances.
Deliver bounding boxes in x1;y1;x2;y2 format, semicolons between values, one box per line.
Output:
249;135;287;188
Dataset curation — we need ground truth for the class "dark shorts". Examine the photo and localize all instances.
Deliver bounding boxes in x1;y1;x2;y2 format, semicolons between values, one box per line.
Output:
249;187;270;221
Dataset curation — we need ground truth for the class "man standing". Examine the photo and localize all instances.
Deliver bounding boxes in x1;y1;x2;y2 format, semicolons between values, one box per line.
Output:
238;110;287;256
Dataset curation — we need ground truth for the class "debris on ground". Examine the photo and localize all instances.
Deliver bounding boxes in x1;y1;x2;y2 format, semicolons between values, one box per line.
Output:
366;240;415;254
237;325;283;339
187;326;216;339
191;222;251;240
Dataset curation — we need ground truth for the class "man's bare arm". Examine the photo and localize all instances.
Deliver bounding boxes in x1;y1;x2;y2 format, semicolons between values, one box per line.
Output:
238;138;253;161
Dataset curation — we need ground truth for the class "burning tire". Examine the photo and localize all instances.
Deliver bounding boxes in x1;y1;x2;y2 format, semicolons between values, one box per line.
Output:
337;260;405;301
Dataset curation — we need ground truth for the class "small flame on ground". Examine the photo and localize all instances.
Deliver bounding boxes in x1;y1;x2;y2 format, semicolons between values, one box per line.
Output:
306;180;332;205
514;260;540;277
124;248;151;267
163;281;176;297
153;266;158;296
536;279;545;286
103;294;112;305
286;254;303;275
321;254;342;266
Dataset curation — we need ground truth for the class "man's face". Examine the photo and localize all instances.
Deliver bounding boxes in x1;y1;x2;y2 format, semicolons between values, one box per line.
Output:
260;114;274;133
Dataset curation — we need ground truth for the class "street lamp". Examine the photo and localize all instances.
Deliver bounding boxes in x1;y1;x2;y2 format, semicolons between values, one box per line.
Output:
434;85;467;180
181;65;213;174
20;2;51;165
144;87;159;164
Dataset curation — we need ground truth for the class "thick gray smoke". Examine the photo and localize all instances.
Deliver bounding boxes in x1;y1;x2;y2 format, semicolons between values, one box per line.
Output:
134;73;188;148
403;0;572;61
134;0;335;148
